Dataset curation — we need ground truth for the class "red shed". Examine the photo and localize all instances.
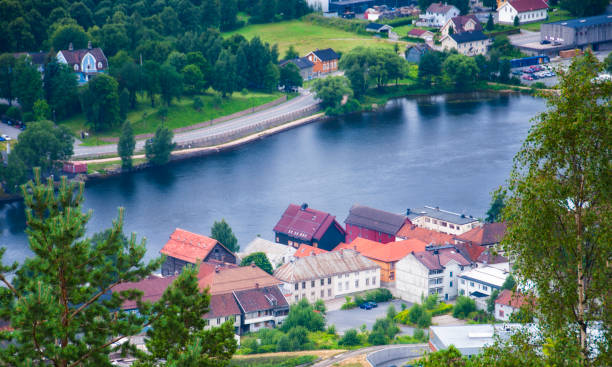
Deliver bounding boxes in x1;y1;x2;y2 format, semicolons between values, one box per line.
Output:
344;204;408;244
63;161;88;174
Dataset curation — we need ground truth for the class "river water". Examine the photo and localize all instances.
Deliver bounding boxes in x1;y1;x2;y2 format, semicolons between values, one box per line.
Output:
0;92;544;264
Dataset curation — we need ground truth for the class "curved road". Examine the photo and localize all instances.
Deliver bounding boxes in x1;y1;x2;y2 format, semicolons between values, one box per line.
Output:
73;92;318;158
313;344;428;367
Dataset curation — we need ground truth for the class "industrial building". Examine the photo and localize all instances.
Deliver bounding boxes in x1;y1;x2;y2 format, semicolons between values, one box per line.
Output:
540;14;612;51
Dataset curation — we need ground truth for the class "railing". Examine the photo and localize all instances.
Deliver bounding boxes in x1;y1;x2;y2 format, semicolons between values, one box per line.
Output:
175;104;321;149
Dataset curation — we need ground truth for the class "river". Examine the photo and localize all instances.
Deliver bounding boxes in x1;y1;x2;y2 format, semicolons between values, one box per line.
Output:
0;92;544;264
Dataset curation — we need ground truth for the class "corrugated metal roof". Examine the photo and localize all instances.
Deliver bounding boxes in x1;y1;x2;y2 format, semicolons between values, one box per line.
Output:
548;14;612;28
344;204;407;235
407;206;480;225
233;285;289;313
273;204;343;241
274;249;379;283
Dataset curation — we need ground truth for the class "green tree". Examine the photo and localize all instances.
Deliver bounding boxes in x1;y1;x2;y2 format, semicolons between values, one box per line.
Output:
502;51;611;364
159;64;183;106
118;120;135;170
418;51;444;87
0;173;161;366
603;52;612;73
99;23;129;57
338;329;360;346
12;120;74;175
69;2;94;29
145;126;176;165
513;15;519;26
201;0;220;29
219;0;238;31
453;296;476;318
32;99;51;121
0;153;27;193
50;23;89;50
418;345;469;367
559;0;608;16
210;219;239;252
119;88;130;121
485;190;506;222
13;56;42;112
279;62;303;92
0;53;15;106
502;274;516;290
312;76;353;110
281;298;325;332
284;45;299;60
182;64;205;95
443;54;480;88
143;61;160;107
80;73;121;131
43;61;79;119
136;265;237;366
287;326;312;351
486;13;494;31
487;289;500;314
240;252;273;274
314;299;326;314
212;50;238;98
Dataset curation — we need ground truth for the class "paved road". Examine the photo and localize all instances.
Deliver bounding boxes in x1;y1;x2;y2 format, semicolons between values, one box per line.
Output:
313;344;428;367
0;124;21;140
326;300;415;335
73;92;318;158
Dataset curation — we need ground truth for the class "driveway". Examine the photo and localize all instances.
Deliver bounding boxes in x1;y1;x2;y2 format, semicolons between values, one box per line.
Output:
0;123;22;140
326;300;415;335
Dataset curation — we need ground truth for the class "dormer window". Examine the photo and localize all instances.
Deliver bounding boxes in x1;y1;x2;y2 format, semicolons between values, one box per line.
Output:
74;64;79;71
97;62;102;69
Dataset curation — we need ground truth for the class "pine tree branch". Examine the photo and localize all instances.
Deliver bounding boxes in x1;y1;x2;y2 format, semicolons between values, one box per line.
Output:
68;280;121;323
0;274;19;298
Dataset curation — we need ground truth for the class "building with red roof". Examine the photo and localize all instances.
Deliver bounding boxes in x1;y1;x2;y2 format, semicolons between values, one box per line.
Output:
396;244;472;303
56;41;108;84
113;274;178;311
407;28;435;41
273;203;346;251
497;0;548;25
396;223;455;245
441;15;483;37
160;228;236;276
494;289;530;321
294;243;329;258
344;204;408;244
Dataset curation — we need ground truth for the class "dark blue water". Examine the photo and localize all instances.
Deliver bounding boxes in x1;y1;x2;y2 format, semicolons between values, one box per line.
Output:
0;92;544;264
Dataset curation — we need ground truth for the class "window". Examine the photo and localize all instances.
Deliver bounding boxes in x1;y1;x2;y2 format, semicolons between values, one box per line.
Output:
321;279;324;286
311;291;315;298
450;281;453;287
366;278;370;286
391;262;395;270
499;310;504;317
449;224;454;229
450;271;453;277
328;277;331;284
345;281;349;289
321;290;324;297
483;285;488;291
372;277;376;285
461;279;465;284
294;284;299;290
295;295;299;302
460;289;465;295
338;283;342;291
328;289;332;297
355;280;359;288
390;271;395;280
345;274;349;278
302;282;306;289
302;294;305;299
470;281;474;287
311;280;315;287
217;318;221;324
441;221;447;227
425;218;430;223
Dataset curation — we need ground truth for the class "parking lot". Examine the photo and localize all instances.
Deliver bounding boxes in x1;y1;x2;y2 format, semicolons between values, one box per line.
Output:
0;123;21;141
512;63;558;87
325;300;416;335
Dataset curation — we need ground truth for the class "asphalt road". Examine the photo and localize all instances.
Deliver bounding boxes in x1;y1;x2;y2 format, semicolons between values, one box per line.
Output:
73;92;318;158
312;344;428;367
0;124;21;140
326;300;415;335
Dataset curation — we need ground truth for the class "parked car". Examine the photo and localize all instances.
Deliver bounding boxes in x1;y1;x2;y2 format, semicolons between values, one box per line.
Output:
522;75;533;81
366;301;378;308
0;134;10;140
0;136;4;142
512;70;522;76
359;302;373;310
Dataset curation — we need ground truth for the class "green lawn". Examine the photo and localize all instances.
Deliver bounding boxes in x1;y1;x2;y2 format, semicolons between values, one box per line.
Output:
520;8;574;31
60;91;284;145
223;19;401;56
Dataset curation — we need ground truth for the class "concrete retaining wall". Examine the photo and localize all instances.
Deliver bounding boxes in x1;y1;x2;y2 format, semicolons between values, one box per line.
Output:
366;345;428;367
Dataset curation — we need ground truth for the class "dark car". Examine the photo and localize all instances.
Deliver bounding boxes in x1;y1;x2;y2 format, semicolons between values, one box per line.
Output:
540;40;551;45
367;301;378;308
359;302;372;310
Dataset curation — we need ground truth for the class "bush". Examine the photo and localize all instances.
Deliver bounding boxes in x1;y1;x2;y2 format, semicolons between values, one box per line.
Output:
338;329;360;346
413;328;426;341
430;303;453;317
365;288;393;303
423;294;439;310
6;106;21;120
368;330;388;345
394;309;410;324
453;296;477;319
22;112;34;122
192;96;203;111
276;335;291;352
326;324;336;335
387;305;397;320
416;311;432;328
287;326;312;351
230;355;317;367
281;298;325;332
0;104;8;116
354;294;365;306
341;296;357;310
408;304;425;324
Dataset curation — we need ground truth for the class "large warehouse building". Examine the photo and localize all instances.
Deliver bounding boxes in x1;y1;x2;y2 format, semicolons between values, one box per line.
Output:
540;14;612;51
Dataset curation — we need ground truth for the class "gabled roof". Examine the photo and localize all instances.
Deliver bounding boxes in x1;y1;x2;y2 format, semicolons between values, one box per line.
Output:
407;206;480;225
408;28;428;36
204;293;241;318
160;228;231;264
345;204;407;235
453;241;486;263
58;47;108;69
14;51;47;65
412;246;471;270
279;57;314;70
449;31;489;44
504;0;548;12
449;15;483;33
294;243;329;258
198;262;281;295
274;249;379;283
113;275;178;310
234;286;289;313
396;223;455;244
273;204;345;242
337;237;427;263
309;48;339;62
456;222;506;246
426;2;458;14
458;266;508;288
495;289;528;309
476;249;508;265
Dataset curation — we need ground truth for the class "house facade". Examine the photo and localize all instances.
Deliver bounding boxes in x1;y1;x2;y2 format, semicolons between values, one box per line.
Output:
396;245;471;303
441;31;490;56
233;286;290;334
497;0;548;25
273;250;380;304
160;228;236;276
344;204;407;244
494;289;527;321
458;265;508;310
407;206;482;235
407;28;435;42
56;42;108;84
417;2;460;28
273;203;346;251
440;15;483;37
305;49;339;76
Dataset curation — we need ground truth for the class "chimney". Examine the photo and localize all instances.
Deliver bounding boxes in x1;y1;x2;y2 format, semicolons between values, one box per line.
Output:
87;40;92;49
436;206;440;211
406;208;411;215
68;42;74;51
255;283;259;289
251;263;256;268
215;266;220;273
301;203;308;210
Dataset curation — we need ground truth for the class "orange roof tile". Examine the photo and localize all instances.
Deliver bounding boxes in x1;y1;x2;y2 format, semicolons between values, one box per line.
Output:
337;237;427;263
197;262;281;295
396;223;455;245
294;243;329;258
495;289;529;309
160;228;229;264
456;223;506;246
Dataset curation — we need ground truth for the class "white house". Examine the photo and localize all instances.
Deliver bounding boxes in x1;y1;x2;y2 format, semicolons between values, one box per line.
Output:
239;237;296;269
494;289;528;321
273;249;381;304
417;2;460;28
458;265;509;310
497;0;548;25
441;31;491;56
440;15;483;37
407;206;482;236
396;245;472;303
56;42;108;84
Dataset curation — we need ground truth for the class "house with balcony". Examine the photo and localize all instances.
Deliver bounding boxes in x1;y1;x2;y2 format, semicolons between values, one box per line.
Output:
458;265;509;310
440;14;483;37
417;2;460;28
406;206;482;236
396;244;472;303
233;285;290;334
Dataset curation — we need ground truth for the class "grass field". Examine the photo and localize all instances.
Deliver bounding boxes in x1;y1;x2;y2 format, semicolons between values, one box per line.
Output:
520;9;574;31
224;20;401;55
60;91;284;146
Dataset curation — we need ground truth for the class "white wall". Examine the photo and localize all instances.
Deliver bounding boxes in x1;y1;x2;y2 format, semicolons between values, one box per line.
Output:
494;303;514;321
498;4;547;24
412;216;480;235
396;254;429;303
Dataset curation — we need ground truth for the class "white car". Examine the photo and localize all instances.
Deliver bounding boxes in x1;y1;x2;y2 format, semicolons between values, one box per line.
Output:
0;134;11;140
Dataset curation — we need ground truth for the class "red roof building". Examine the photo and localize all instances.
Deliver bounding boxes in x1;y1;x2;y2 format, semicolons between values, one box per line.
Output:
455;222;507;247
160;228;236;276
197;262;281;295
494;289;531;321
113;275;178;310
344;204;408;244
396;223;455;245
294;243;329;258
273;203;346;251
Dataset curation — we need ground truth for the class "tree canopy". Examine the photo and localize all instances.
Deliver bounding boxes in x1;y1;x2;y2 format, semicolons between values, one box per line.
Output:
210;219;239;252
240;252;274;274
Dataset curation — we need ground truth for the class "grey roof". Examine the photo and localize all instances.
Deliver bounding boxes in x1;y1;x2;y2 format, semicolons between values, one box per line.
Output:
241;237;296;257
450;31;489;44
311;48;339;61
547;14;612;28
407;206;480;225
279;57;314;70
273;249;379;283
366;23;390;31
345;204;406;235
430;324;521;355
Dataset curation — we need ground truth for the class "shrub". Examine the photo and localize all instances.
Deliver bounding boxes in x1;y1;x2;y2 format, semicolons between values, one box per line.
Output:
192;96;203;111
276;335;291;352
314;299;326;314
408;304;425;324
0;103;8;116
387;305;397;320
394;309;410;324
430;303;453;317
417;311;432;328
338;329;360;346
287;326;312;351
22;112;34;122
341;296;357;310
281;298;325;332
6;106;21;120
326;324;336;335
423;294;439;310
354;294;365;306
365;288;393;303
368;330;388;345
413;328;427;341
453;296;477;319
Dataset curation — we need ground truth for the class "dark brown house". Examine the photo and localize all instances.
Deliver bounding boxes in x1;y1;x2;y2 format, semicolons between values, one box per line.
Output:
160;228;236;276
